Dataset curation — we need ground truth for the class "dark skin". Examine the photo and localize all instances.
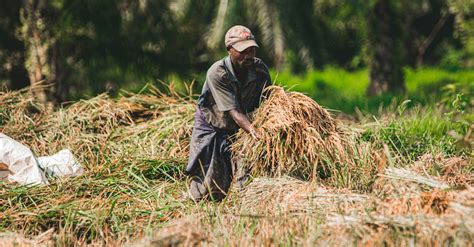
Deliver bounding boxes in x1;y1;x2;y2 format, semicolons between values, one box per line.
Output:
227;46;260;140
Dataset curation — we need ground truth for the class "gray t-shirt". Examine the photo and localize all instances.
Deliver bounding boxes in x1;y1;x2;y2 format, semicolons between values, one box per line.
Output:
197;56;272;131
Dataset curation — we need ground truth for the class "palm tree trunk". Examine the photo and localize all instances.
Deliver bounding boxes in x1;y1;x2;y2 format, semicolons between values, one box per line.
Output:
21;0;53;105
366;0;405;96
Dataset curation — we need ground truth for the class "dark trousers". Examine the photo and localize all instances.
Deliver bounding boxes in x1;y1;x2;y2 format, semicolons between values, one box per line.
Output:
186;108;235;201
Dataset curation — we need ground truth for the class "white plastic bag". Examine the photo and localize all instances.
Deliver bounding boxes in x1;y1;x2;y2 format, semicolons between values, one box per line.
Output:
0;133;84;186
0;133;48;185
38;149;84;177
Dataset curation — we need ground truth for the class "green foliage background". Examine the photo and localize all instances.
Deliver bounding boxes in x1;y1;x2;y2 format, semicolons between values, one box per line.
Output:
273;67;474;113
0;0;472;112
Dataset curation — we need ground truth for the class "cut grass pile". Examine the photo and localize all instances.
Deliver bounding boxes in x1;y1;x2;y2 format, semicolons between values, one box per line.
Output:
0;85;472;246
0;85;195;245
1;84;194;168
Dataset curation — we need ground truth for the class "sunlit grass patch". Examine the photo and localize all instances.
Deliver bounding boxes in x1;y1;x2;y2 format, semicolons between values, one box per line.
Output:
361;107;472;162
271;67;474;113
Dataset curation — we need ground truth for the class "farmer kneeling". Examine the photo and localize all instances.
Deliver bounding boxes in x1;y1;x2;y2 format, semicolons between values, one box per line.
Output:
186;25;272;201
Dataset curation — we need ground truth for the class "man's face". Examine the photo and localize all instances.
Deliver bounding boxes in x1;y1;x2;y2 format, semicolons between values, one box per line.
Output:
228;46;256;68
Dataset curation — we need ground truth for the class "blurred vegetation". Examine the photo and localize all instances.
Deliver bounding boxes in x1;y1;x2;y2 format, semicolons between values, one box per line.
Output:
361;107;472;161
0;2;473;245
0;0;472;112
273;67;473;113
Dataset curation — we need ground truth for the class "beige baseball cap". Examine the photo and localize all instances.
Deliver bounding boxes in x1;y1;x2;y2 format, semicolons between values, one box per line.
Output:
224;25;259;52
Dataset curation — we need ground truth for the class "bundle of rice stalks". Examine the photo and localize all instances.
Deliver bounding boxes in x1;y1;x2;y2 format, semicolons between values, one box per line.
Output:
371;160;474;216
374;189;451;215
324;188;474;245
325;212;473;246
231;86;347;177
325;188;473;245
231;86;381;190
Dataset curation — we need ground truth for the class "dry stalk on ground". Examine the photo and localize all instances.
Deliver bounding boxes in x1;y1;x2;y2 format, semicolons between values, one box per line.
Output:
0;84;195;244
238;177;368;216
411;153;474;187
1;85;195;168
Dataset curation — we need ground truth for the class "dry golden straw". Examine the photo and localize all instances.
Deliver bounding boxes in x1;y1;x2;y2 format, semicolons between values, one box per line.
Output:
231;86;363;181
232;86;377;186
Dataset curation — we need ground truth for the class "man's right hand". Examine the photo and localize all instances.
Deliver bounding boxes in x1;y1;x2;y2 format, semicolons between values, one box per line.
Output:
249;128;261;140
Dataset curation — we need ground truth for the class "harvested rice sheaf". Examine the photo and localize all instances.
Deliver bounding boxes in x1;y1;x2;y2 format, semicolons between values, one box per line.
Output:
231;86;373;183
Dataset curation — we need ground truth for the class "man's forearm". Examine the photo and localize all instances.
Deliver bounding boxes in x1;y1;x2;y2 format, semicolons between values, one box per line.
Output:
228;108;260;139
228;108;253;133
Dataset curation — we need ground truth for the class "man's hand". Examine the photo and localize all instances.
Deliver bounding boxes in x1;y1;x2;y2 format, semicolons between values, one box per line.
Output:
249;128;261;140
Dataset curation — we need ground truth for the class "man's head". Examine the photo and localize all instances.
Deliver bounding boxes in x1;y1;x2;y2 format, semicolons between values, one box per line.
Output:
225;25;258;68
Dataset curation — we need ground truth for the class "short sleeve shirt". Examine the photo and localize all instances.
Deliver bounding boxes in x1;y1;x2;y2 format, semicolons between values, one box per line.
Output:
197;56;272;131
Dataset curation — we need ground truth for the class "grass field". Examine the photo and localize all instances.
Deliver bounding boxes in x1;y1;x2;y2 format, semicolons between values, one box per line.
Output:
0;81;472;246
271;67;474;113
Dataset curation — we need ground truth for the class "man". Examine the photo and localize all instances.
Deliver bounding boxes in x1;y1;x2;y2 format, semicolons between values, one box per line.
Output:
185;25;272;201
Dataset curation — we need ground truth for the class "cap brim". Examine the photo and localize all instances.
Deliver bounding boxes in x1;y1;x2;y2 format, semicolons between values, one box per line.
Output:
232;40;259;52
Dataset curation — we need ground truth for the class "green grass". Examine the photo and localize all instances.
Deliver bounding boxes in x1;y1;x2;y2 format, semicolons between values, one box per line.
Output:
361;107;472;162
405;67;474;92
270;67;474;113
